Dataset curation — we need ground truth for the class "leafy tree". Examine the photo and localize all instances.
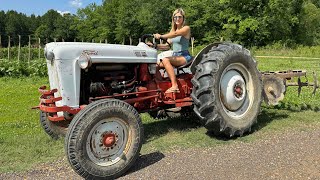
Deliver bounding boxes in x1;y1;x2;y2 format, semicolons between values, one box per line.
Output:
54;14;77;41
40;10;62;41
297;1;320;45
35;25;50;41
5;11;29;46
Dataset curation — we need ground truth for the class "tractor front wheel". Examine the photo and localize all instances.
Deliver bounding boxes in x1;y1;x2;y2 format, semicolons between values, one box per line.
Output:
39;111;69;139
65;99;143;179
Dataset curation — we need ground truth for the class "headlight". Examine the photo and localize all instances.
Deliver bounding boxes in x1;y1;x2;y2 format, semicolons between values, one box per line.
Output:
44;50;54;60
77;53;92;69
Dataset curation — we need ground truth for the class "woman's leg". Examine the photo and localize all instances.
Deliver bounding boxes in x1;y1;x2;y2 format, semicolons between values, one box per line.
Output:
158;56;186;90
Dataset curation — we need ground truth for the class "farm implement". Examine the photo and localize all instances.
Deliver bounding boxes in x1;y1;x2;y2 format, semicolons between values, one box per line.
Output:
261;70;319;105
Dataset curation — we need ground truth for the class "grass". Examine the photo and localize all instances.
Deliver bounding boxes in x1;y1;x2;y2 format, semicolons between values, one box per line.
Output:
0;46;320;173
0;77;65;173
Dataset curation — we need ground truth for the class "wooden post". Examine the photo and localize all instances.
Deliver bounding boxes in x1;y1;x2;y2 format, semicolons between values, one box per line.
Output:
18;35;21;62
54;38;56;42
8;36;10;60
82;38;84;42
139;38;141;43
92;39;94;43
105;39;108;44
28;35;31;64
74;38;76;42
129;36;132;45
122;37;125;45
38;38;41;59
191;37;194;56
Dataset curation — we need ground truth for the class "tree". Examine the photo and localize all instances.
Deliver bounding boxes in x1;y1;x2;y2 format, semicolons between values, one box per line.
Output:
54;14;77;41
297;2;320;45
41;9;62;41
5;10;29;46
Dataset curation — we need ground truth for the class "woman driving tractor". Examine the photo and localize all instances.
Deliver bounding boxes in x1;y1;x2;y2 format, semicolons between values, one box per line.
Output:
153;8;192;93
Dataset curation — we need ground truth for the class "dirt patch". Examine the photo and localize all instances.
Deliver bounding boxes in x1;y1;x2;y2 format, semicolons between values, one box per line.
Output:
1;128;320;179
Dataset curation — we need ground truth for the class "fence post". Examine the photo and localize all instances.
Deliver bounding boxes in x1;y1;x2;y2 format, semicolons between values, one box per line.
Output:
105;39;108;44
129;36;132;45
28;35;31;64
18;35;21;62
8;36;10;60
191;37;194;56
38;38;41;59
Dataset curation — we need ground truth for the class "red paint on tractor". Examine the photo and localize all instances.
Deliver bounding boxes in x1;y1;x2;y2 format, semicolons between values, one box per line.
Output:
35;86;81;122
103;133;116;147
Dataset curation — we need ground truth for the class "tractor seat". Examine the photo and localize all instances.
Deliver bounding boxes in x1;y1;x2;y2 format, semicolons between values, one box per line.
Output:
176;57;194;74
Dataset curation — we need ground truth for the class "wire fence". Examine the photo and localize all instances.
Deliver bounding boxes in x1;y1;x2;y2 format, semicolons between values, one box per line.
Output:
0;35;196;61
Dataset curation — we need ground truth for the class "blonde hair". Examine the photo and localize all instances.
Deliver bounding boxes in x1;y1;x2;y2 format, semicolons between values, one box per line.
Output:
170;8;186;32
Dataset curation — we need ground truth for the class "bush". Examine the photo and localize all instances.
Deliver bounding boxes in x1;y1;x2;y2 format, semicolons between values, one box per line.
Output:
0;59;47;77
0;47;44;60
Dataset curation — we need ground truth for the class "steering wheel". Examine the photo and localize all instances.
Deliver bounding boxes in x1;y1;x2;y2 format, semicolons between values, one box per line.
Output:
140;34;171;49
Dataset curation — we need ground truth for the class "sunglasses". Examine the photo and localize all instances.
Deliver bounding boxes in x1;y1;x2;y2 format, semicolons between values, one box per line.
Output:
173;16;183;20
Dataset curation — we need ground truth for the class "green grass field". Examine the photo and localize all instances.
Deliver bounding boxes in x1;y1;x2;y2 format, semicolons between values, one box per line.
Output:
0;46;320;173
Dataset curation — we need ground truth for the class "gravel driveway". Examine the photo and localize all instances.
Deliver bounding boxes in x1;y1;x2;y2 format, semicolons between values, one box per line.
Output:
1;127;320;180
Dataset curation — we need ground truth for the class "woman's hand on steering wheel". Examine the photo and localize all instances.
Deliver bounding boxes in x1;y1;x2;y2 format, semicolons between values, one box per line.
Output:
153;34;171;49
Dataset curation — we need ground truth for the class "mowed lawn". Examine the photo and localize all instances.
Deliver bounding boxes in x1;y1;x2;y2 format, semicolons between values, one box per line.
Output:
0;47;320;173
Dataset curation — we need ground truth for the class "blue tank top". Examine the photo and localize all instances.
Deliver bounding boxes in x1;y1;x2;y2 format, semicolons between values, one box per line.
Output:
171;36;190;52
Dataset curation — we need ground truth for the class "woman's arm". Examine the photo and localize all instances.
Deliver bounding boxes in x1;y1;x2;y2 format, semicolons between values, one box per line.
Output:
154;26;190;39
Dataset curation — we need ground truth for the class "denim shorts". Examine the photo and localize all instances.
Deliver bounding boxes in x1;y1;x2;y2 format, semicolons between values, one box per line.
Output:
172;50;192;63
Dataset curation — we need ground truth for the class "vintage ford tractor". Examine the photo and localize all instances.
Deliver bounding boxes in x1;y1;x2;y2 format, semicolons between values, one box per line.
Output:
35;35;262;179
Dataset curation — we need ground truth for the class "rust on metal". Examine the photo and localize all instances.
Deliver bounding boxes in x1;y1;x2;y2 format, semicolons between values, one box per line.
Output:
35;86;82;122
261;70;319;96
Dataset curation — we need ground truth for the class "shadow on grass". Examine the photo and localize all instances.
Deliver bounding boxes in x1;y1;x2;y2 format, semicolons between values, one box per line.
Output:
205;109;289;140
143;108;289;142
124;151;165;176
143;113;201;142
253;108;289;132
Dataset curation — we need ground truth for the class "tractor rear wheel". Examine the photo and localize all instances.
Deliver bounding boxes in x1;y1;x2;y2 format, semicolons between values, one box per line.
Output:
191;43;262;137
65;99;143;179
39;111;68;139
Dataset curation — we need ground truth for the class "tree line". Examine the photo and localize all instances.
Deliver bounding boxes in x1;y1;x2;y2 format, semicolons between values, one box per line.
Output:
0;0;319;48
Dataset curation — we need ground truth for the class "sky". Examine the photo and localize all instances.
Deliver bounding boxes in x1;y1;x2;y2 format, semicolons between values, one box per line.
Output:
0;0;103;16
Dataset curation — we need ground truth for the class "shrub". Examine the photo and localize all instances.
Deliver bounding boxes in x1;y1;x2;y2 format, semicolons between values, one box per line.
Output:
0;59;47;77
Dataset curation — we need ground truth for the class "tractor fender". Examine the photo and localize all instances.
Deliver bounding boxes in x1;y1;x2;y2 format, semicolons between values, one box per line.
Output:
190;42;222;74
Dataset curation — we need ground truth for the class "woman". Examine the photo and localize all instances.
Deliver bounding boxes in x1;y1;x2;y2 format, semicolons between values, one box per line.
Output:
154;8;192;93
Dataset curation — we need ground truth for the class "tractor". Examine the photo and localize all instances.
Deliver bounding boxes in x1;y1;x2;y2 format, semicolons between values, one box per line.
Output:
34;34;263;179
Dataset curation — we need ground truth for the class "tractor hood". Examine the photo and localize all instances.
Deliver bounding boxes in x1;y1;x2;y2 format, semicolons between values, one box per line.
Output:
44;42;158;63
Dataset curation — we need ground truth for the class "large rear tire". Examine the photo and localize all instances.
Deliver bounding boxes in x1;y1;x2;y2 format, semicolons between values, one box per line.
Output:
65;99;143;179
39;111;68;139
191;43;262;137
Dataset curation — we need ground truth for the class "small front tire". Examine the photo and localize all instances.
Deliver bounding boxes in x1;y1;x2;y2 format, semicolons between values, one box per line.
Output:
65;99;143;179
39;111;68;139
